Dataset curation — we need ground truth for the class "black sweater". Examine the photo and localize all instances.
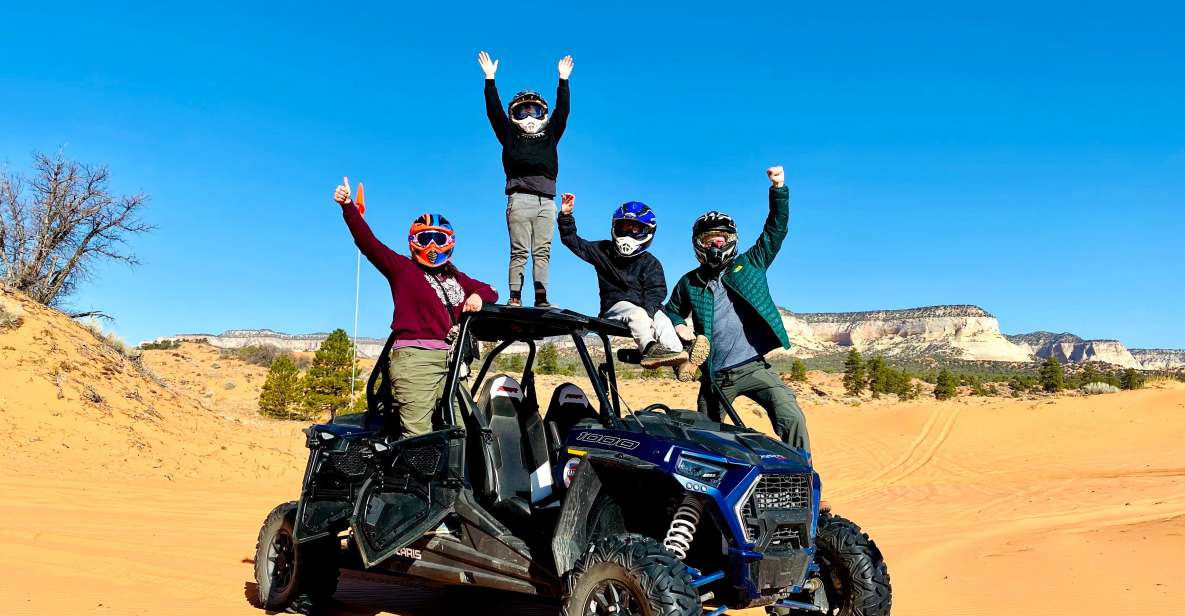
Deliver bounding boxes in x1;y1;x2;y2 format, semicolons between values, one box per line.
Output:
484;78;569;197
558;212;668;317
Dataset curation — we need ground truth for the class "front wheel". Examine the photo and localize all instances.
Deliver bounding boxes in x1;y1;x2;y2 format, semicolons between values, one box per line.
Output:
562;534;700;616
254;502;341;614
814;513;892;616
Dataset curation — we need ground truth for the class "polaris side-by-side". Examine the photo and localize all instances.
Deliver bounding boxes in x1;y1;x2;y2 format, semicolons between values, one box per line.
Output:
254;305;891;615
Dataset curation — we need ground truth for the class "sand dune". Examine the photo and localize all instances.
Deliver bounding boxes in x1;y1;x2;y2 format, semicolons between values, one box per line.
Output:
2;289;1183;615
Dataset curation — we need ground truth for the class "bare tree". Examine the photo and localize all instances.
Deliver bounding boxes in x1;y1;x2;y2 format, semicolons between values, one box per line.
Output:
0;152;153;306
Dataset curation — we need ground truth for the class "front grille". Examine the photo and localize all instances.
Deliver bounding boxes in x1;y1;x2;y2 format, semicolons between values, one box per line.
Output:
326;442;368;476
748;473;810;513
405;446;441;476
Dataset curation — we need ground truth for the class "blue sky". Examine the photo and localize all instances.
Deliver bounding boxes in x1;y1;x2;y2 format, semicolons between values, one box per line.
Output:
2;2;1182;348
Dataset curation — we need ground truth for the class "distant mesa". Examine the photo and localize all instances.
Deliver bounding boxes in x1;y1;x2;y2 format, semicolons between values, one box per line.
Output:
154;329;388;359
153;305;1184;370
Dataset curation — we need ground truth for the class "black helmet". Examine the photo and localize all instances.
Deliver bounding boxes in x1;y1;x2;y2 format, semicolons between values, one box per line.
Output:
692;211;738;269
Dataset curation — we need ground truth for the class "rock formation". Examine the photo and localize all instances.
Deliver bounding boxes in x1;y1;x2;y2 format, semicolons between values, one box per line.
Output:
1130;349;1185;370
1005;331;1141;369
154;329;388;359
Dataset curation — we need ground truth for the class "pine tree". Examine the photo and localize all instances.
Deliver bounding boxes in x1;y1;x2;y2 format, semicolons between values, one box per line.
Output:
1120;368;1145;390
538;343;559;375
934;368;957;400
1080;363;1100;387
1038;356;1064;393
789;359;808;382
843;348;865;396
866;355;887;398
259;355;303;419
302;329;358;419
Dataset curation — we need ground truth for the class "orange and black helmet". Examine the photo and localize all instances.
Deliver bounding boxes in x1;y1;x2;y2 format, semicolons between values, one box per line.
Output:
408;213;455;267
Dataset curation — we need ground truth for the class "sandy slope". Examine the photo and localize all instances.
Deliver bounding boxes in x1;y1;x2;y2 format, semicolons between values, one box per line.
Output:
2;289;1183;615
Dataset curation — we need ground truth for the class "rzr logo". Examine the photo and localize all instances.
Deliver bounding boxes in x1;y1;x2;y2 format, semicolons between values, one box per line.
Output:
575;432;640;451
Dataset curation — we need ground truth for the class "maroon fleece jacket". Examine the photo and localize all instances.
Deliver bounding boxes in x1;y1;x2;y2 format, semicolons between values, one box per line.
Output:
341;203;498;341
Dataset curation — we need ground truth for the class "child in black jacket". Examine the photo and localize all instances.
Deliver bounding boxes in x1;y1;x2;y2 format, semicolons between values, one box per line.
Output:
557;193;686;368
478;50;573;307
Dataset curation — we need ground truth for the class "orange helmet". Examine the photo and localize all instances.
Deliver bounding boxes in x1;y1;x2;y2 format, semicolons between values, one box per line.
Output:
408;213;455;267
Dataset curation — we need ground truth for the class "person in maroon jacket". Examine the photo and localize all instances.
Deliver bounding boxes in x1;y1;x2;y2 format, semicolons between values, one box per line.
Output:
333;177;498;436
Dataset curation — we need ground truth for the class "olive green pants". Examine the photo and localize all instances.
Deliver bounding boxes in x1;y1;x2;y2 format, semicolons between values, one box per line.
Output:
389;347;456;436
697;360;811;453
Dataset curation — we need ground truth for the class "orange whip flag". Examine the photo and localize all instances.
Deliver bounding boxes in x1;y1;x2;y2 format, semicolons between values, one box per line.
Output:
355;181;366;216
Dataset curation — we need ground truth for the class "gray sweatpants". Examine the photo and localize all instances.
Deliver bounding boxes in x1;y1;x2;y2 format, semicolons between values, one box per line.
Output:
603;301;683;353
506;192;556;295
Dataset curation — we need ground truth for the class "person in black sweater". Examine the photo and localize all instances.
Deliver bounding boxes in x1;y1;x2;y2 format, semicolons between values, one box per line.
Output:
557;193;687;368
478;50;573;307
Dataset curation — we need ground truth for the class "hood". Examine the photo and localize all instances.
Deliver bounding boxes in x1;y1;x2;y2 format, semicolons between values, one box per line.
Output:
624;410;811;472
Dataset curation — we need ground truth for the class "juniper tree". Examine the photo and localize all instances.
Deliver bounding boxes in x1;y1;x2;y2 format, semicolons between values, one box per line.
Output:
259;355;303;419
1038;356;1064;393
866;355;888;398
843;348;865;396
302;329;358;419
1120;368;1144;390
789;358;808;382
933;368;957;400
538;343;559;375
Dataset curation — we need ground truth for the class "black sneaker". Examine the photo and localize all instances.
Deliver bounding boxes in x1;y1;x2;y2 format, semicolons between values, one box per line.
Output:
535;299;553;308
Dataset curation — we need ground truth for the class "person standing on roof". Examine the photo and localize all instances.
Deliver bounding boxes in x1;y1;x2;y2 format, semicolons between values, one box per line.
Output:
557;193;687;369
663;166;810;453
477;50;573;308
333;178;498;436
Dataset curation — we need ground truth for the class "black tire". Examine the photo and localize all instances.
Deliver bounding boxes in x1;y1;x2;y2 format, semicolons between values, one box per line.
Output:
562;534;700;616
814;513;891;616
254;502;341;614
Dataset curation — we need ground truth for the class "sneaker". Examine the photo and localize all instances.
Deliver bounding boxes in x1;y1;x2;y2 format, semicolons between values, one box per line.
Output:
508;297;522;307
640;344;688;369
535;300;553;308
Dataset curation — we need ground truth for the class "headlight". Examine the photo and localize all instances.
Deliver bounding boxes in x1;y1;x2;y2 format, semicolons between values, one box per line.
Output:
675;454;726;487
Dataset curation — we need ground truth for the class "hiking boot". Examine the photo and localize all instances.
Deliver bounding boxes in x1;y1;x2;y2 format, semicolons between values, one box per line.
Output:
686;335;710;370
674;360;697;382
640;343;688;369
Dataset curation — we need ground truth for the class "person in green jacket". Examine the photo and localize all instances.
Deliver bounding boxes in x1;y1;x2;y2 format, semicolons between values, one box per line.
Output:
663;166;810;452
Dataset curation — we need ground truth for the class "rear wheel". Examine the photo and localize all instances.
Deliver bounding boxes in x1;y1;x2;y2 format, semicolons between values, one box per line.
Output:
814;513;891;616
254;502;341;614
562;534;700;616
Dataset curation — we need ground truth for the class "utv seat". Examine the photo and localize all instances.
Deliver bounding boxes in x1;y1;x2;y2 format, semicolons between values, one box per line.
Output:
469;374;552;525
544;383;598;453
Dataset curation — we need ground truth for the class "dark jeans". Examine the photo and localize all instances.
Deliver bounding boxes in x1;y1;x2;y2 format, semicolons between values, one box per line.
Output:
697;359;811;453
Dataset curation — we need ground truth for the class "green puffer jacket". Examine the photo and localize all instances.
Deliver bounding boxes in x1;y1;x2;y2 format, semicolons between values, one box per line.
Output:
664;186;791;377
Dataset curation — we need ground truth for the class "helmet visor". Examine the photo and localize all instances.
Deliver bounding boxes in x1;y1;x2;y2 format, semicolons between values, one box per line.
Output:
696;230;734;248
511;103;546;121
613;218;652;240
414;230;452;247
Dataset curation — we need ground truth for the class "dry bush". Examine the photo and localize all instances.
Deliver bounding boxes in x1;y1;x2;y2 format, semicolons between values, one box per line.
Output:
0;297;23;330
1081;382;1121;395
78;316;133;357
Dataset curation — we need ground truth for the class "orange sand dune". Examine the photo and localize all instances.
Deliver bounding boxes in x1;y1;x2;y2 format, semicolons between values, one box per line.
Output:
2;289;1183;615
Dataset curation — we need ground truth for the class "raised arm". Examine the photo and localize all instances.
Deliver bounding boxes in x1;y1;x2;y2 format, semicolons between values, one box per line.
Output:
550;55;573;140
744;166;790;269
478;51;509;144
334;177;404;277
556;193;598;264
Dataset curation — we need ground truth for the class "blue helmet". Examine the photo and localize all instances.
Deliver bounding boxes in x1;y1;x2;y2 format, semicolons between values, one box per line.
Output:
610;201;657;257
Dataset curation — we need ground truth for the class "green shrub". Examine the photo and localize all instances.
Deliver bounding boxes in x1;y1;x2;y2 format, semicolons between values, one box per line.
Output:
222;344;285;367
1120;368;1145;390
139;339;181;350
934;368;957;400
842;349;865;396
1038;357;1064;393
789;358;808;382
301;329;358;419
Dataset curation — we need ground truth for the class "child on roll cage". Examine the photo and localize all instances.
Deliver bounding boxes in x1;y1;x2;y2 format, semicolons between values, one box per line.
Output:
478;50;573;308
333;177;498;437
557;193;688;369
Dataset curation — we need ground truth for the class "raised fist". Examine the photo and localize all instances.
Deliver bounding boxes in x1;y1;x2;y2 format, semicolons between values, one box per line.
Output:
477;51;499;79
557;55;574;80
561;192;575;215
767;166;785;188
334;176;352;205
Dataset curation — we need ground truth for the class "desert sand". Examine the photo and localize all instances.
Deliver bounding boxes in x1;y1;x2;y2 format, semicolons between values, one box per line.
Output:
2;288;1183;615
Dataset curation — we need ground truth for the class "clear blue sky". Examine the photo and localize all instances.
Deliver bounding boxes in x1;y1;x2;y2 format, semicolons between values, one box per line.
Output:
2;2;1182;348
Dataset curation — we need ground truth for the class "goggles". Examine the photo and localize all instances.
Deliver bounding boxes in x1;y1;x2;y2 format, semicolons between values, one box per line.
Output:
511;103;546;121
613;219;651;239
696;230;734;247
414;230;452;247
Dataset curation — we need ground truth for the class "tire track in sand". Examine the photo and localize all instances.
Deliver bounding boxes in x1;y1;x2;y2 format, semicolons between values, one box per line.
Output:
836;406;963;502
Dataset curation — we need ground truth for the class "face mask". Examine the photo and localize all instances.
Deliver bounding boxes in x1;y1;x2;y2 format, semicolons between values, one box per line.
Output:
512;115;546;134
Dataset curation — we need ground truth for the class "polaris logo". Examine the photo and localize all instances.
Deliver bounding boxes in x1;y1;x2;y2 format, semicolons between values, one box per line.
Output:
575;432;640;451
394;547;422;560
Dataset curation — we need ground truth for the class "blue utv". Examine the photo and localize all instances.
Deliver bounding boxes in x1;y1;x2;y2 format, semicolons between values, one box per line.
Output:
253;305;891;615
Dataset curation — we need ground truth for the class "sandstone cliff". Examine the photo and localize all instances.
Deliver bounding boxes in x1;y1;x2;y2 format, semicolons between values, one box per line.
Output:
782;305;1033;362
1005;331;1141;369
1130;349;1185;370
155;329;388;359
